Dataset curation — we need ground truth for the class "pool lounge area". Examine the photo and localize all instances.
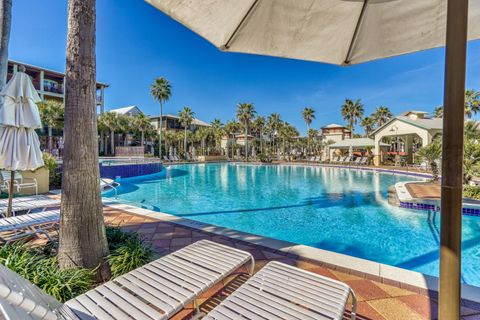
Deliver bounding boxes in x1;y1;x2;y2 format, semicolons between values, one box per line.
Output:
102;163;480;294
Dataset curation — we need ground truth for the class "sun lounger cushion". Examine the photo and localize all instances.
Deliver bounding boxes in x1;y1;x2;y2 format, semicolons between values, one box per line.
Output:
0;195;60;216
66;240;253;320
204;261;355;320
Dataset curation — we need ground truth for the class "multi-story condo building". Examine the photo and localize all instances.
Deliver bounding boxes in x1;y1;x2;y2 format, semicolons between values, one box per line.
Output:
150;114;211;133
7;60;108;113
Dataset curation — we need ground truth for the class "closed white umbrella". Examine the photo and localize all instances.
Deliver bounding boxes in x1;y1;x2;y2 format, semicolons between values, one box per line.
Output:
0;67;44;216
147;1;479;316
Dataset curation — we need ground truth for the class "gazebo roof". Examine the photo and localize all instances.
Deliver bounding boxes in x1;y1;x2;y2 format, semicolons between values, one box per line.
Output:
330;138;389;149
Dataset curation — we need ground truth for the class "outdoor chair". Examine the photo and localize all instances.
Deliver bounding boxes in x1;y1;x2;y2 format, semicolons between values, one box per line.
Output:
204;261;357;320
353;157;362;165
0;195;61;218
359;157;369;166
0;209;59;244
0;239;254;320
163;156;170;162
1;171;38;195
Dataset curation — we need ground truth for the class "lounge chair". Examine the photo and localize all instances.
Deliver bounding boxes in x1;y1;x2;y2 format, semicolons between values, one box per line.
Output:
353;157;362;165
1;171;38;195
0;195;60;218
205;261;357;320
163;156;170;162
0;209;59;244
0;239;254;320
359;157;369;166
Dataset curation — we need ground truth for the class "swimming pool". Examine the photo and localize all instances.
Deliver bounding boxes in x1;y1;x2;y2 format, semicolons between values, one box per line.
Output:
104;163;480;286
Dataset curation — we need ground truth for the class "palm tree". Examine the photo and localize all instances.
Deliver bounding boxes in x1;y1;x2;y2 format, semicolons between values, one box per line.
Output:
302;107;315;153
360;116;375;136
195;127;211;155
210;118;223;150
434;106;444;118
224;120;240;158
38;100;64;152
117;114;132;146
252;116;265;152
133;113;153;147
341;99;364;133
179;106;194;155
417;139;442;181
308;129;319;154
0;0;12;93
98;112;119;155
278;122;299;161
236;103;256;160
465;89;480;119
267;113;282;153
150;77;171;158
58;0;110;280
372;106;393;127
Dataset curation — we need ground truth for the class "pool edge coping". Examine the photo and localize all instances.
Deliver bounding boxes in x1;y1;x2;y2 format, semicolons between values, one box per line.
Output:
103;198;480;304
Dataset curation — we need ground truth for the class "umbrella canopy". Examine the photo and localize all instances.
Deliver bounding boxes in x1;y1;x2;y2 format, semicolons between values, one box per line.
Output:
0;71;44;171
146;0;480;65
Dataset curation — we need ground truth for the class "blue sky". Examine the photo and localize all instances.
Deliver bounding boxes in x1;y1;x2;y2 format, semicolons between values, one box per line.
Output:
9;0;480;135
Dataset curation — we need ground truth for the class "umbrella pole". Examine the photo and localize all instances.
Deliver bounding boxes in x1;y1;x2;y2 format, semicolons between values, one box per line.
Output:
6;170;14;217
439;0;468;318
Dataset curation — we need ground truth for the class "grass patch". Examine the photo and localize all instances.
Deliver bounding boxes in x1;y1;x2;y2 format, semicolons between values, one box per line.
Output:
0;227;154;302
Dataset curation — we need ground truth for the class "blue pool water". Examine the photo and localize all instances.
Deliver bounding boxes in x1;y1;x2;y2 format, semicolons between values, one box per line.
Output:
104;163;480;286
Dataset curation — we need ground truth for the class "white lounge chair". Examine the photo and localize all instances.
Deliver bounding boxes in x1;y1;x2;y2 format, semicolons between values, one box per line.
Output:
0;239;254;320
1;171;38;195
0;209;59;244
205;261;357;320
0;195;60;217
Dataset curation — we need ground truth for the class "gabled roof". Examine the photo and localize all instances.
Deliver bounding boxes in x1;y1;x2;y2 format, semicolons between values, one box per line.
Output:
401;110;429;116
330;138;389;148
108;105;143;116
371;115;443;136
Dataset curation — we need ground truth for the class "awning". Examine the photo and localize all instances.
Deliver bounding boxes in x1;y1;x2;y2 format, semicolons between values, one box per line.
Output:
329;138;388;149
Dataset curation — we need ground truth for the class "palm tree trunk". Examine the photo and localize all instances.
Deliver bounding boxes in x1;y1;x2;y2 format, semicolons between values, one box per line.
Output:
100;131;104;154
141;130;144;147
110;129;115;155
158;101;163;158
184;127;187;155
0;0;11;93
307;123;310;155
245;121;248;161
58;0;110;281
48;125;53;152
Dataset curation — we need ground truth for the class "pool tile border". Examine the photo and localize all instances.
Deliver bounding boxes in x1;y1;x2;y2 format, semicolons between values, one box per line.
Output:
103;198;480;304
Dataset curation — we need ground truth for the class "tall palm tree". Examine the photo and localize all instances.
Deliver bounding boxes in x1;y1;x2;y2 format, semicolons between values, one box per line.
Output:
308;129;319;154
236;103;256;160
58;0;110;280
224;120;240;158
465;89;480;119
302;107;315;153
38;100;64;152
372;106;393;127
150;77;171;158
252;116;265;152
179;106;194;155
210;118;223;149
360;116;375;136
278;122;299;161
98;112;119;155
341;99;364;132
267;113;282;153
117;114;132;146
195;126;210;155
0;0;12;94
133;113;153;147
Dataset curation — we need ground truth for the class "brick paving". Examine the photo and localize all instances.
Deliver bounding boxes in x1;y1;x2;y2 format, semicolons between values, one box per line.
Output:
102;206;480;320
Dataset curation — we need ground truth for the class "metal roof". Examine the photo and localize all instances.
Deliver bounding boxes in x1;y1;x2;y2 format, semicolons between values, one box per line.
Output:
330;138;389;149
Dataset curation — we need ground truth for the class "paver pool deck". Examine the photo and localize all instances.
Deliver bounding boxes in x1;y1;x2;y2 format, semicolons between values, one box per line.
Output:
101;205;480;320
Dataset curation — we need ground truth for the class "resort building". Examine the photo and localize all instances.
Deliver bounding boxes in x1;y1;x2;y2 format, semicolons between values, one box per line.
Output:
321;123;351;143
150;114;210;133
371;110;443;166
7;60;109;113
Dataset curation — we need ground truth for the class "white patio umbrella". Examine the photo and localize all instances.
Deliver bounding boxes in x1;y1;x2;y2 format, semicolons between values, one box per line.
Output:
147;1;479;317
0;67;44;217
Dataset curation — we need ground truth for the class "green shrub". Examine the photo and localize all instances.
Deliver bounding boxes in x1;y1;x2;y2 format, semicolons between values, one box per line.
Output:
464;185;480;200
42;152;58;173
106;226;140;251
0;244;93;302
108;237;154;278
